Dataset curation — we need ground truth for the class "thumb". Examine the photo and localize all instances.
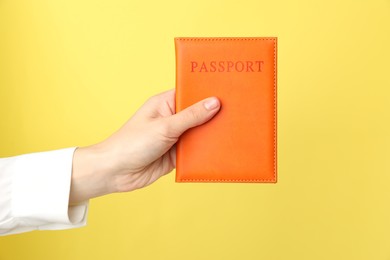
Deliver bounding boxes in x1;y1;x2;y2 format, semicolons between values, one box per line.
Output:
168;97;221;136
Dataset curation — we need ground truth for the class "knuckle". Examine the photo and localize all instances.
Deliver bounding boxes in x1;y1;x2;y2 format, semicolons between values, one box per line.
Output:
158;121;170;136
156;120;177;141
146;94;159;104
187;107;202;122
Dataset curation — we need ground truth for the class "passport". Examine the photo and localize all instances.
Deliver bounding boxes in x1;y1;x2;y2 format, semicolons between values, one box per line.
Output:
175;37;277;183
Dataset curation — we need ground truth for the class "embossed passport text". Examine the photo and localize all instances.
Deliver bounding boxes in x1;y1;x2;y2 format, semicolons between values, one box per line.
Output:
175;37;277;183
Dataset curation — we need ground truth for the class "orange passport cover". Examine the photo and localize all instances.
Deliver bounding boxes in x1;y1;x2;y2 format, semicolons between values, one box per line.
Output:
175;37;277;183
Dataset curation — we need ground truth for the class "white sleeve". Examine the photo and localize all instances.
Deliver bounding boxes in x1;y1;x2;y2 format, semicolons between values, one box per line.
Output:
0;147;89;236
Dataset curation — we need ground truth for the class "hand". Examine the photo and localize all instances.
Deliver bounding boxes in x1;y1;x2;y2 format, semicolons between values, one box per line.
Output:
69;89;220;204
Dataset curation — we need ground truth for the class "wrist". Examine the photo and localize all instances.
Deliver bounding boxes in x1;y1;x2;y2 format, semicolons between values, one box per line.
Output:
69;144;116;205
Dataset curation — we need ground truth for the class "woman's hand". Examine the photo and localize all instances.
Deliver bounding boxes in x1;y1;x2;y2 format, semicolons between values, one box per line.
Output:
69;89;220;204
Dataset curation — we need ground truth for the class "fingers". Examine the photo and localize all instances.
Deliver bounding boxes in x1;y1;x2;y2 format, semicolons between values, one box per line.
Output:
169;144;177;168
167;97;221;136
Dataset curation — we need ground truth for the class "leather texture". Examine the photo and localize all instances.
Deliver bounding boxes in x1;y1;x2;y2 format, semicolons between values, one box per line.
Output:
175;37;277;183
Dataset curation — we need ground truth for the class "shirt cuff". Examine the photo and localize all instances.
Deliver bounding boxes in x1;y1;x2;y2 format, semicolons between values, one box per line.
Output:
11;148;88;230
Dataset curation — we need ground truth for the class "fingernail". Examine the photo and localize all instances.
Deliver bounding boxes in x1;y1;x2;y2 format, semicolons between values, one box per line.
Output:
204;98;220;111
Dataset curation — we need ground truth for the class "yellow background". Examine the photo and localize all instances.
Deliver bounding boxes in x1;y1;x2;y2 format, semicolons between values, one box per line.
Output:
0;0;389;259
